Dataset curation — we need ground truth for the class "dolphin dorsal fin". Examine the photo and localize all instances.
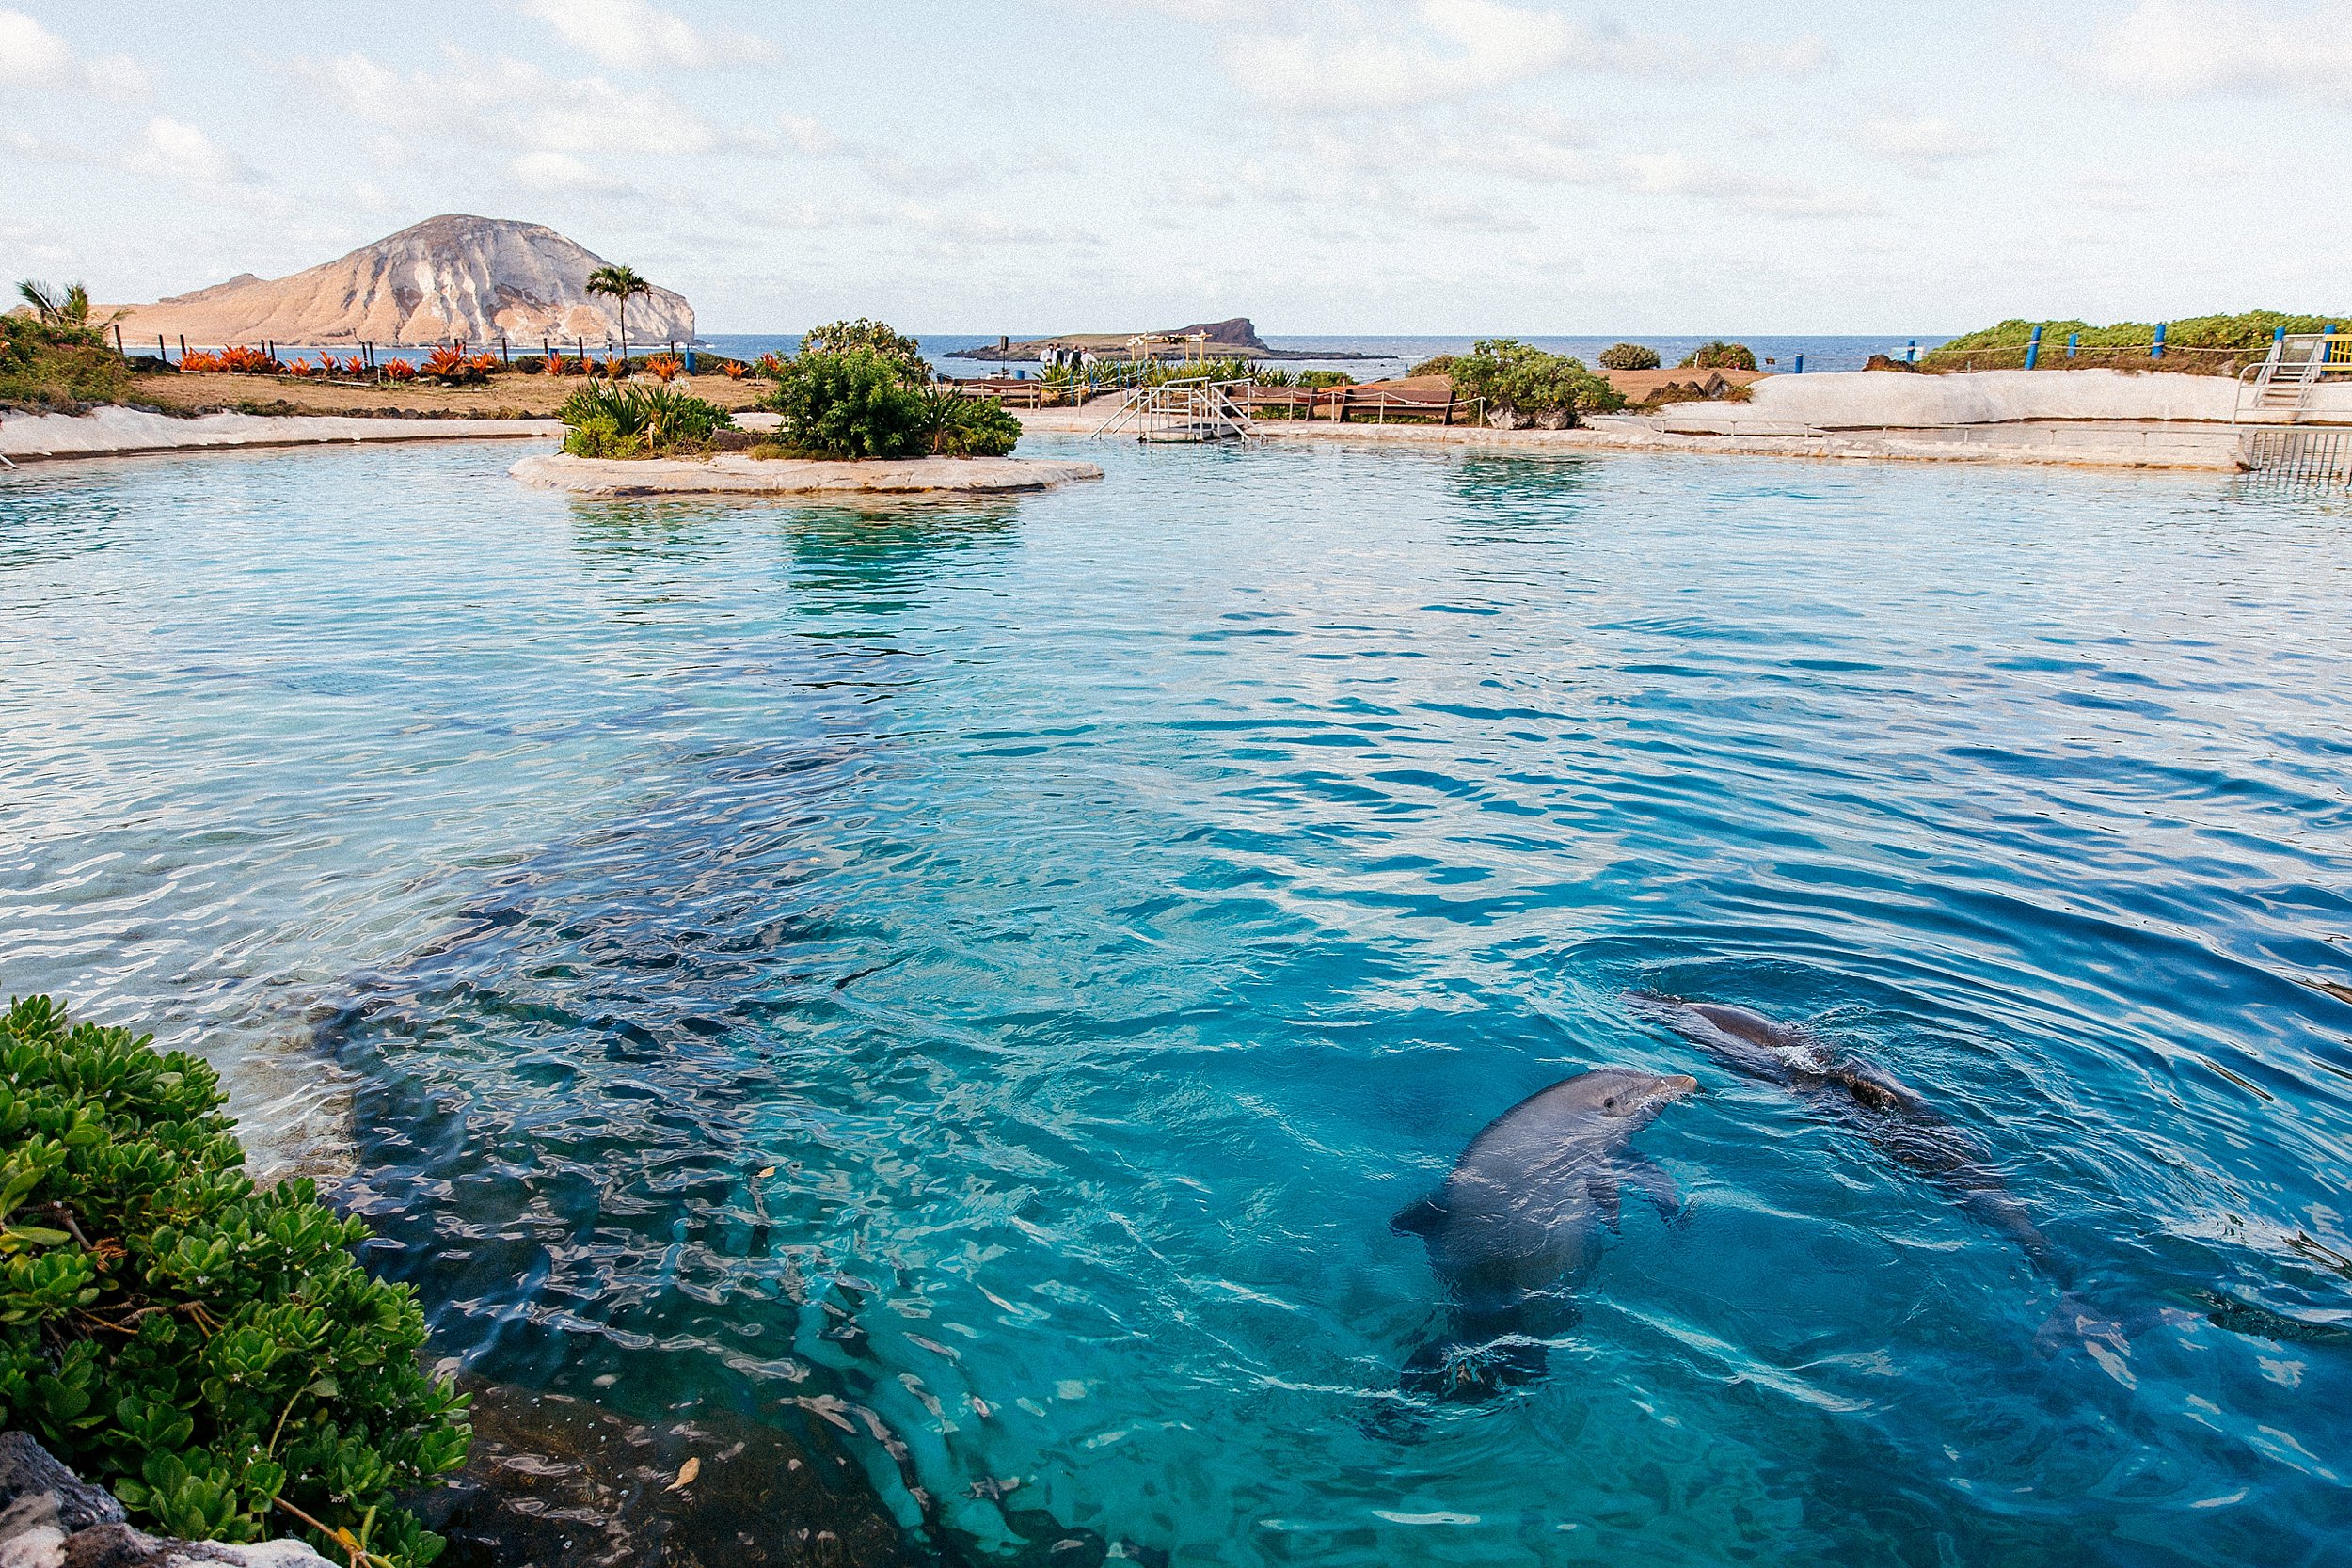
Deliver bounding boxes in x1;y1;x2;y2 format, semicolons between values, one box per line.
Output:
1391;1196;1449;1237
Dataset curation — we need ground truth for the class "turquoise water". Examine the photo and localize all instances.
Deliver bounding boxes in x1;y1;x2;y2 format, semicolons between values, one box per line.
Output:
4;439;2350;1565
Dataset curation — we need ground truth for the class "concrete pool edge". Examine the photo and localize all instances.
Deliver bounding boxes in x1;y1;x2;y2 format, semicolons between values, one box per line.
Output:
509;451;1105;498
0;405;563;463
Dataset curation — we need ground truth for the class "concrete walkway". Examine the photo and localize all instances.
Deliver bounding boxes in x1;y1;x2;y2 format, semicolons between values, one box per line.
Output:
0;405;560;463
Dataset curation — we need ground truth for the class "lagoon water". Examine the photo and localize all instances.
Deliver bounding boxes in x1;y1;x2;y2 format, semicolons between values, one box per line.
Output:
4;438;2350;1565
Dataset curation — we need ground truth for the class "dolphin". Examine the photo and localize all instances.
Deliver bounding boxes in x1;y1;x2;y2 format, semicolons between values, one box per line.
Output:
1392;1068;1698;1399
1625;994;2073;1281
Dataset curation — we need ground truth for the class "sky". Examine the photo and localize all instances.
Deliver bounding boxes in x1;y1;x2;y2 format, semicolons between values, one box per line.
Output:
3;0;2348;336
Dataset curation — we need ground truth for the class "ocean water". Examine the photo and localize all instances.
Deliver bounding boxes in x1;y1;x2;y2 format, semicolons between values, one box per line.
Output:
3;438;2349;1566
706;333;1947;380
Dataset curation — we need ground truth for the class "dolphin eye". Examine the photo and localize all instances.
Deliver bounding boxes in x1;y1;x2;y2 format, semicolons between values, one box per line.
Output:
1604;1097;1619;1110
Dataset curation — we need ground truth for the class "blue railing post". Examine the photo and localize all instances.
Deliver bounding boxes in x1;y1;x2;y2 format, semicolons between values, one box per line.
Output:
1793;354;1804;374
2026;324;2043;370
2067;332;2080;358
1906;339;1918;364
2152;322;2167;360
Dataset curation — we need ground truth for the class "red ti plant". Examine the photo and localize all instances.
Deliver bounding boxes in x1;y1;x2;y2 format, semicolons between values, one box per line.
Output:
384;358;418;382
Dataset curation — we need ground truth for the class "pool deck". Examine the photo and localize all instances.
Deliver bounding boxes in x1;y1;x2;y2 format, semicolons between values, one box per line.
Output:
1019;402;2261;471
1025;369;2352;472
510;451;1104;498
0;405;561;463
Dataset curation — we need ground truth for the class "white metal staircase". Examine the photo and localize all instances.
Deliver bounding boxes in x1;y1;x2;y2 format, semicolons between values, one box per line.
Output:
1091;378;1261;443
2236;334;2350;420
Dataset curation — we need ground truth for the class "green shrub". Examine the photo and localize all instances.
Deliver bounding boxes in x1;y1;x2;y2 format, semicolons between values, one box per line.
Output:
1445;339;1624;424
0;316;133;413
1598;342;1661;371
919;388;1020;456
0;996;469;1567
799;319;930;384
1933;311;2347;356
556;381;733;458
1679;340;1757;372
757;348;930;459
1406;354;1458;378
1296;370;1356;389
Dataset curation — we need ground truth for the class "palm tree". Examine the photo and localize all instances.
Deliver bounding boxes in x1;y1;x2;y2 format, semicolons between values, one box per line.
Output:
15;279;91;326
584;264;652;361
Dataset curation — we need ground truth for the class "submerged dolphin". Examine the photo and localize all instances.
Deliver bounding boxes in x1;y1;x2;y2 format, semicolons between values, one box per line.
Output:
1392;1068;1698;1398
1626;994;2073;1281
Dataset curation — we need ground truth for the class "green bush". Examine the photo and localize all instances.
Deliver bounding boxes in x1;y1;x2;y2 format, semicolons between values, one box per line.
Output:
1444;339;1624;425
799;319;930;384
1598;342;1661;371
1679;340;1757;372
1406;355;1458;378
1295;370;1357;390
757;349;930;459
1933;311;2347;356
0;316;133;413
919;388;1020;456
0;996;469;1567
556;381;734;458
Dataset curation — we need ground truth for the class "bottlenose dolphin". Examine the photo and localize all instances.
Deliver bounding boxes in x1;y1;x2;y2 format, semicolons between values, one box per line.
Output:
1627;995;2071;1278
1392;1068;1698;1398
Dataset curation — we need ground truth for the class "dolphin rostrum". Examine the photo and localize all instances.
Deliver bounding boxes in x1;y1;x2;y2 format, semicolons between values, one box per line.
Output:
1392;1068;1698;1398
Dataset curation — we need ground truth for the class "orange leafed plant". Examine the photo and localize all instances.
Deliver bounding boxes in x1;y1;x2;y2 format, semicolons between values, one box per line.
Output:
341;356;366;377
469;352;500;376
384;358;417;382
543;354;570;376
421;345;469;376
602;356;628;379
645;354;682;383
286;359;318;377
723;360;748;379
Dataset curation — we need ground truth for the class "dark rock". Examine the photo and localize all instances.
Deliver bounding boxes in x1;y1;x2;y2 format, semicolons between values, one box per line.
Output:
413;1382;925;1568
0;1430;126;1538
711;429;760;452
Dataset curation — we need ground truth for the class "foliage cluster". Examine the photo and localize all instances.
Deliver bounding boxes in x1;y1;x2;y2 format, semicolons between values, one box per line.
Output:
1931;311;2347;356
1679;341;1757;371
557;381;737;458
1443;339;1625;424
756;334;1019;459
0;996;469;1567
800;319;930;382
1598;342;1662;372
5;278;132;410
1406;354;1457;378
0;315;133;413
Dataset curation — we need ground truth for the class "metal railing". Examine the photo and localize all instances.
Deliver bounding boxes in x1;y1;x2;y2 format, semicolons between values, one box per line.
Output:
1091;379;1261;442
2242;428;2350;491
2233;335;2352;422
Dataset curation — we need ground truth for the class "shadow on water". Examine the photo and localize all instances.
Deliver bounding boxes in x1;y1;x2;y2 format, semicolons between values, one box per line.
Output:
318;730;1120;1567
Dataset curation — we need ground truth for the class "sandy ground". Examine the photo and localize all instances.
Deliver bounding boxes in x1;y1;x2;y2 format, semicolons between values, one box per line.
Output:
125;370;769;419
511;451;1103;498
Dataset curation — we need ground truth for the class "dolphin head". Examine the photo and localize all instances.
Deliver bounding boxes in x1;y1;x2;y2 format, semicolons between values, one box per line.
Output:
1559;1067;1699;1126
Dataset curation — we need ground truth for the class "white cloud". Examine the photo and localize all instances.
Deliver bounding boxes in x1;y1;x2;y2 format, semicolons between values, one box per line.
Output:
1219;0;1828;109
516;0;777;70
0;8;149;99
510;150;630;193
1619;152;1877;217
1851;116;1994;175
302;53;725;157
2098;1;2352;99
125;117;246;185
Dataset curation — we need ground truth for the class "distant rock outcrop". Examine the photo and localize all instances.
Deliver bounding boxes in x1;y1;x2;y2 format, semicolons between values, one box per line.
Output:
951;315;1371;362
108;215;695;348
